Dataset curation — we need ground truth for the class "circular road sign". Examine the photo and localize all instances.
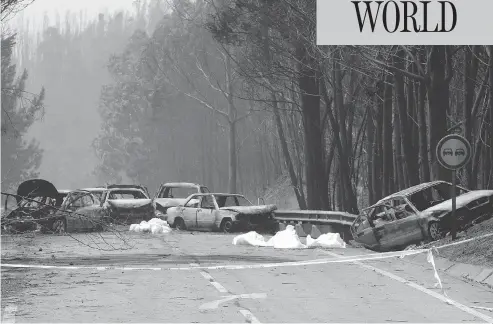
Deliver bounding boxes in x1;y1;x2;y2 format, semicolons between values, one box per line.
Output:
436;134;472;170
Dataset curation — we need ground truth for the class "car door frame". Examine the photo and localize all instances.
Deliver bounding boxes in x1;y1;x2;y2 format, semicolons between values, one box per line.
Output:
351;211;380;250
180;194;201;229
196;194;218;230
378;198;423;248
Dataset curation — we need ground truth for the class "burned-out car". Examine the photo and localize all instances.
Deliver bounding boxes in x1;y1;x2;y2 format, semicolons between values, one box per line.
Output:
2;179;62;233
79;187;106;201
101;184;154;224
153;182;210;220
48;190;104;233
351;181;493;251
166;193;278;233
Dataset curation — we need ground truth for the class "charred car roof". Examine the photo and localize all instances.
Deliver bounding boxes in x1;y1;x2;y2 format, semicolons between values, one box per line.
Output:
162;182;202;188
374;181;469;206
16;179;59;204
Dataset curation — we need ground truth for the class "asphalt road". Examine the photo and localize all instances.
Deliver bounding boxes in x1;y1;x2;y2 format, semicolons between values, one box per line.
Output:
2;230;493;323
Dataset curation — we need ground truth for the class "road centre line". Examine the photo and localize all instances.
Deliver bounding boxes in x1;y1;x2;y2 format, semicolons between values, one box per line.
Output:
191;262;262;322
320;250;493;323
199;271;228;293
239;309;261;323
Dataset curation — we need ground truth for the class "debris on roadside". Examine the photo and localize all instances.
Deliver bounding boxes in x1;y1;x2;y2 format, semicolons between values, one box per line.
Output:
129;218;171;234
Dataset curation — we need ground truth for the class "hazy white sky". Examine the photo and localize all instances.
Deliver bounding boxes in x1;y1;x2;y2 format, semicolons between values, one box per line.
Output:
24;0;135;16
8;0;136;30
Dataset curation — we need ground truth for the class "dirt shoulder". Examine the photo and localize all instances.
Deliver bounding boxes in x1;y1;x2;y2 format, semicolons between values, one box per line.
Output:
421;217;493;268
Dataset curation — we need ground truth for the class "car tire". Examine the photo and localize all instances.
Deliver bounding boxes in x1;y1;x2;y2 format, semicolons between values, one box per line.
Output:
428;221;442;241
220;219;234;233
52;218;67;234
174;218;186;231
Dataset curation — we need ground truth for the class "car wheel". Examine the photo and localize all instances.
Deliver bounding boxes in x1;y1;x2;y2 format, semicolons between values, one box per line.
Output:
221;219;234;233
428;222;442;241
52;219;67;234
174;218;186;231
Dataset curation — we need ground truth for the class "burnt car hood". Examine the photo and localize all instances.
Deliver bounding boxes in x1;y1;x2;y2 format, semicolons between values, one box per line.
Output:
16;179;59;204
154;198;188;208
107;199;152;209
219;204;277;215
423;190;493;214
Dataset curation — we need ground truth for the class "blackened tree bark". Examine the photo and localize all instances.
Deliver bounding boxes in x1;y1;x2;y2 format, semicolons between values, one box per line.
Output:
418;76;430;183
428;46;452;182
366;91;375;204
393;95;405;190
297;44;326;210
373;80;384;200
332;54;359;213
382;73;394;195
488;46;493;188
463;46;479;188
394;48;420;186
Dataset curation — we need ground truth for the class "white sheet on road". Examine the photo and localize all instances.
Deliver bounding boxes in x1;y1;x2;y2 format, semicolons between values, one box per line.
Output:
232;231;269;246
266;225;306;249
233;225;346;249
306;233;346;248
129;218;172;234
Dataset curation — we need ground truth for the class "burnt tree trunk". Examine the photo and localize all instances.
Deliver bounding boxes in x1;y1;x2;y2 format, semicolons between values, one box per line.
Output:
296;44;326;210
393;96;405;190
488;46;493;188
428;46;452;182
394;48;420;186
373;80;384;200
366;91;375;205
418;67;430;183
463;46;479;188
382;73;394;195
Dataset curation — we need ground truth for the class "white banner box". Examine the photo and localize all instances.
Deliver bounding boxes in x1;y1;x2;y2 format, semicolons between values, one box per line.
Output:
317;0;493;45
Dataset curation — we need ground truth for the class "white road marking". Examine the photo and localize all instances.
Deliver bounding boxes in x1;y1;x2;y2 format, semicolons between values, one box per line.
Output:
194;263;263;322
0;248;429;271
199;293;267;310
239;309;262;323
470;306;493;312
2;305;18;324
200;271;228;293
321;250;493;323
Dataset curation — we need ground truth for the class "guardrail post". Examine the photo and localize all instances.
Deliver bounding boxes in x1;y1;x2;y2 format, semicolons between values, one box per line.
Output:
310;224;322;239
278;222;287;231
294;223;306;237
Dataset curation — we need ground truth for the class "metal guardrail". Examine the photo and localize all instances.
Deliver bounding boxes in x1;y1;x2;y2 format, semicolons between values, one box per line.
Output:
273;209;358;226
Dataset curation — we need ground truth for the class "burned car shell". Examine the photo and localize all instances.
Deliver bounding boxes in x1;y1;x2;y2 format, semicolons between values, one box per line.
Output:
3;179;61;233
153;182;210;219
351;181;493;252
50;190;104;233
166;193;278;233
101;186;154;224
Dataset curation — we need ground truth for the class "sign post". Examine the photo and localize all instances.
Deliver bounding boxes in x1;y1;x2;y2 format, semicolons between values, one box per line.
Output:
436;134;472;240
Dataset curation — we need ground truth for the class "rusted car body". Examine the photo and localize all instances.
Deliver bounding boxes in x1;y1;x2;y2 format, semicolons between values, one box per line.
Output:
2;179;62;233
80;187;106;201
49;190;104;233
101;185;154;224
166;193;278;233
351;181;493;251
57;189;71;205
153;182;210;220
